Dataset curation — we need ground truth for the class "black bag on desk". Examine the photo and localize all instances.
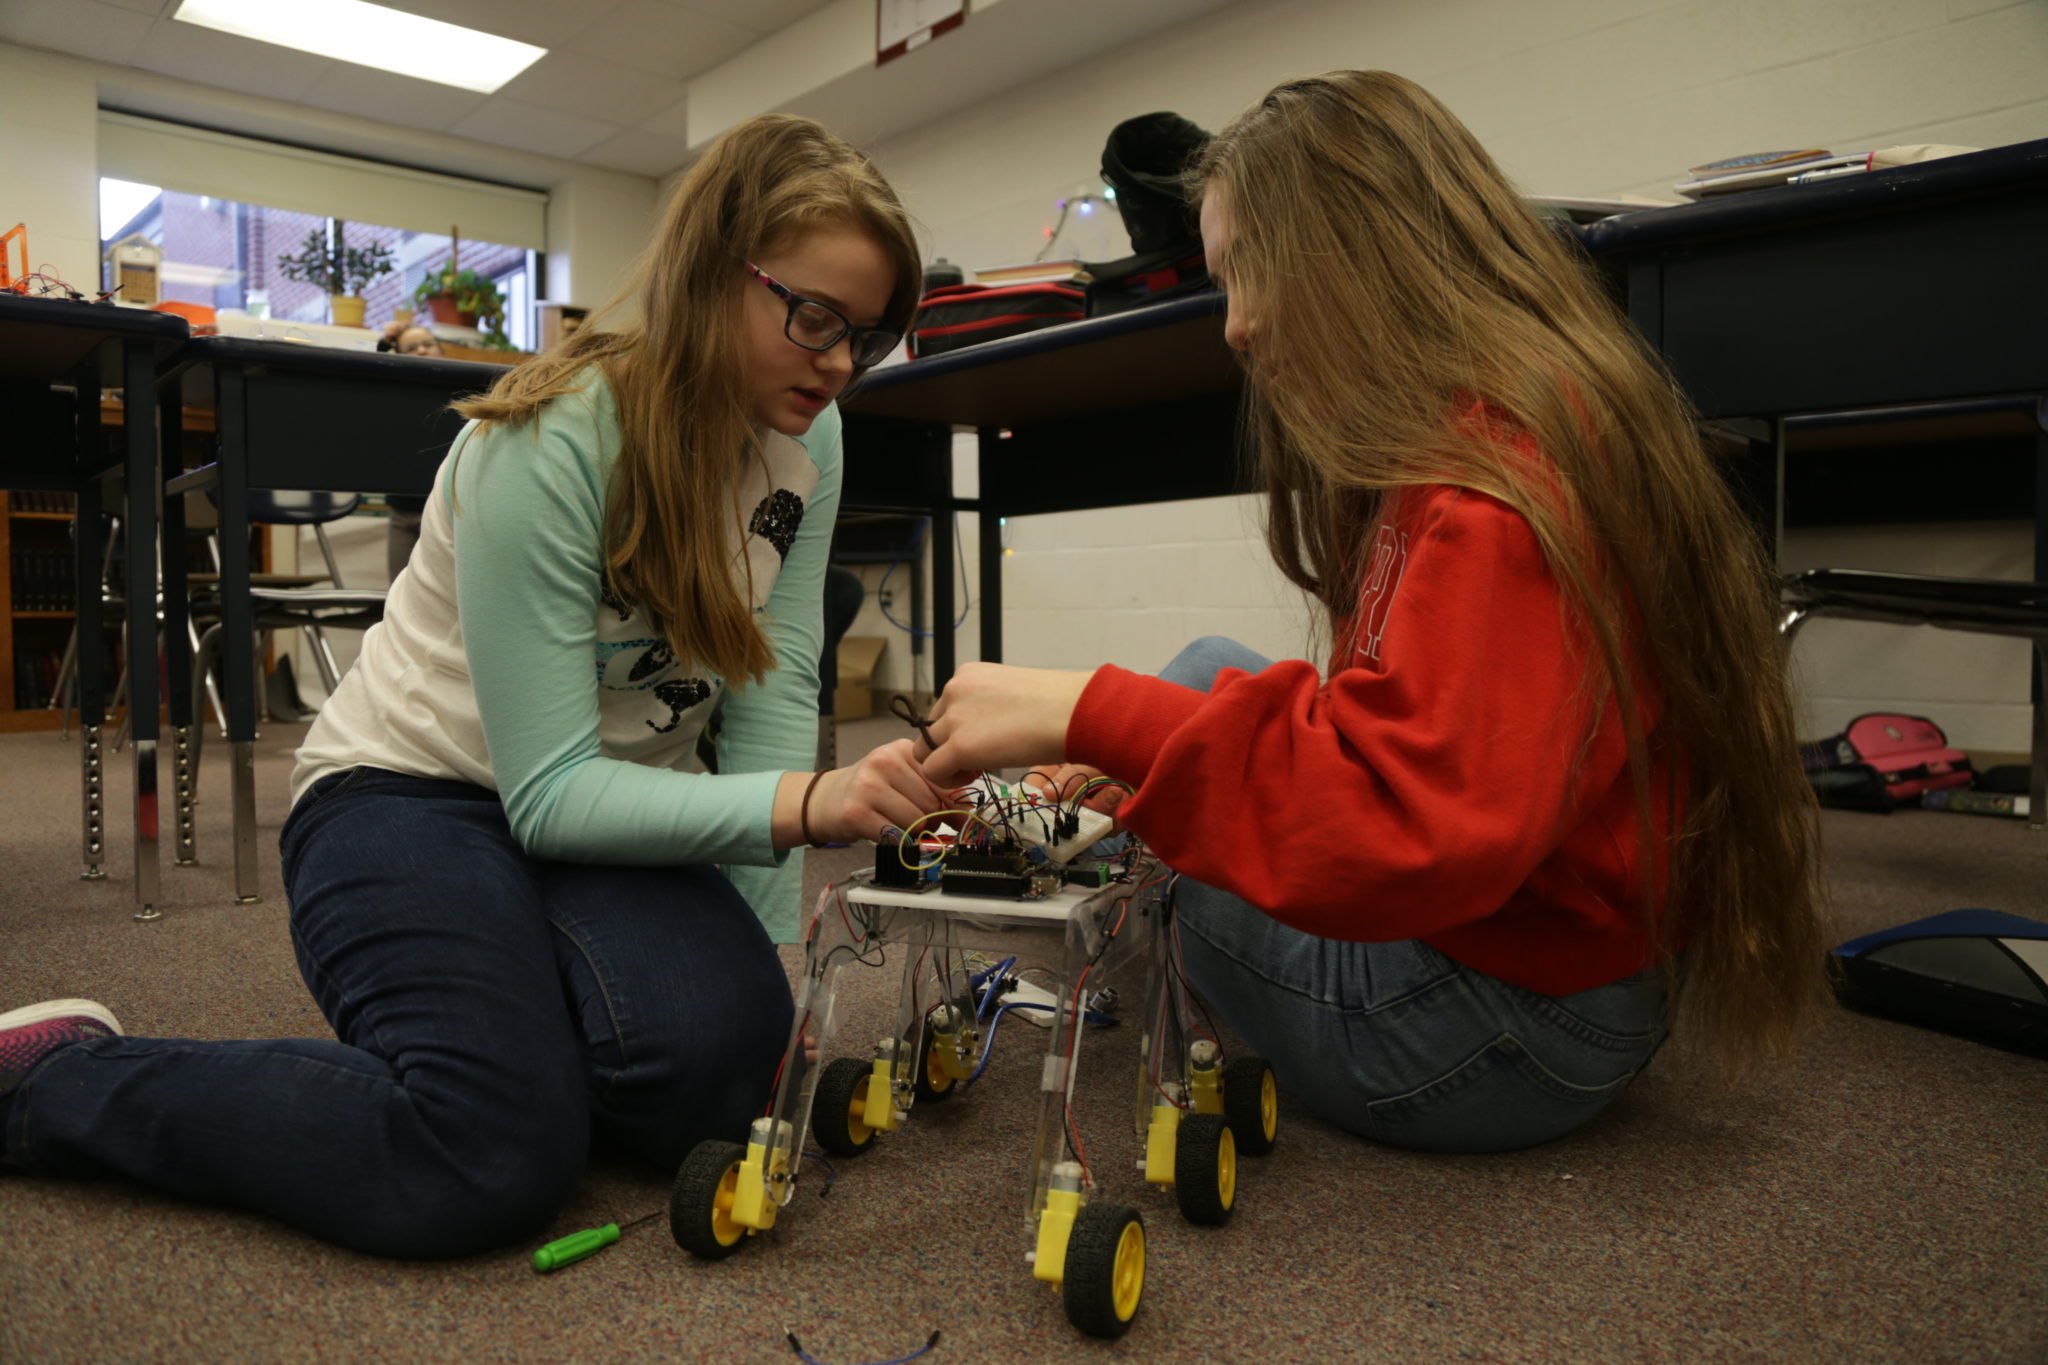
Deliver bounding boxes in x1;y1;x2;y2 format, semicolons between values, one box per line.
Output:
1089;112;1214;316
906;282;1087;359
1086;244;1210;317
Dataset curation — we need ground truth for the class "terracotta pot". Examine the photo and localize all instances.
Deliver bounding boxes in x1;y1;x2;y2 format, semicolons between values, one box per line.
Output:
424;293;477;328
329;294;366;327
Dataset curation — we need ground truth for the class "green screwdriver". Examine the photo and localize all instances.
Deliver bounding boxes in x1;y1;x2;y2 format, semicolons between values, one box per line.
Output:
531;1209;662;1272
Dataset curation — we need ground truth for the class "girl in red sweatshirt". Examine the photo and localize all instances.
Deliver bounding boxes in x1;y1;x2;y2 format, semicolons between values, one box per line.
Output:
917;71;1829;1152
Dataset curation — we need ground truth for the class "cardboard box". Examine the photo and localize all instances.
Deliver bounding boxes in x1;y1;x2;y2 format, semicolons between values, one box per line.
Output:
834;635;887;720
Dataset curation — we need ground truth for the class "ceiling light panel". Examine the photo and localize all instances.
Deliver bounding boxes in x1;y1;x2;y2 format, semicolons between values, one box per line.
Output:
173;0;547;94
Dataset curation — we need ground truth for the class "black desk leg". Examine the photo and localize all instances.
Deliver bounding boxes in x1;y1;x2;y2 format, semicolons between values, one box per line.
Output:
2032;404;2046;830
160;399;196;866
978;506;1002;668
122;341;162;922
216;366;260;902
930;511;953;690
72;368;107;883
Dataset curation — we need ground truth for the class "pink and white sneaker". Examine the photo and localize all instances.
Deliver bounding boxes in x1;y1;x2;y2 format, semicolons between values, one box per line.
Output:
0;1000;122;1095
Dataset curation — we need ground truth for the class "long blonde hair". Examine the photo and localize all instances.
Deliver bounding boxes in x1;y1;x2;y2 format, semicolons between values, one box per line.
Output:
1193;72;1829;1078
455;115;921;684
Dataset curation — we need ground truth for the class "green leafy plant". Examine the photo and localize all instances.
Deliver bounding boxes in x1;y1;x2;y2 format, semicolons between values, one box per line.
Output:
274;223;394;296
414;265;508;345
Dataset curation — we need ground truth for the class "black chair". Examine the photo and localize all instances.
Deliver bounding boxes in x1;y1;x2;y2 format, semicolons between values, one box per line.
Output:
183;490;385;887
1780;569;2048;827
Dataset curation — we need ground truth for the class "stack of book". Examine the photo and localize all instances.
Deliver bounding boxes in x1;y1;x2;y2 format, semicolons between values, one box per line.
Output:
1672;148;1866;199
971;259;1092;287
1672;144;1978;200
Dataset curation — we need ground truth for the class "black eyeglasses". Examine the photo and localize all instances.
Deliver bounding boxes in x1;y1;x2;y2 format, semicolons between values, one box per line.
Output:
746;262;900;369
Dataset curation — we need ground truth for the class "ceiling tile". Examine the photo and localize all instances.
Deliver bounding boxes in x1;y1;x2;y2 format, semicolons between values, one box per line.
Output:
496;49;689;126
638;97;693;144
668;0;838;36
580;126;694;177
296;63;491;132
448;96;620;159
563;0;755;80
138;15;338;103
374;0;627;51
0;0;158;64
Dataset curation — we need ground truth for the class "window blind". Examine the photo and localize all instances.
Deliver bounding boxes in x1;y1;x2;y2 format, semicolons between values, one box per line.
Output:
98;111;547;250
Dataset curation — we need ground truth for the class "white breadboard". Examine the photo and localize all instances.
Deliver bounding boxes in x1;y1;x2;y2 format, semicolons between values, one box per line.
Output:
964;775;1116;864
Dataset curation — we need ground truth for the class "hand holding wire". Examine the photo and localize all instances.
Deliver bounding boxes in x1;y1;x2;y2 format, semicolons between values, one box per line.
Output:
1024;764;1130;819
912;663;1093;788
804;739;952;844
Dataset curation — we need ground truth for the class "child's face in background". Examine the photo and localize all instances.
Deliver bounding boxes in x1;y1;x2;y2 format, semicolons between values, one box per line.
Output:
743;225;895;438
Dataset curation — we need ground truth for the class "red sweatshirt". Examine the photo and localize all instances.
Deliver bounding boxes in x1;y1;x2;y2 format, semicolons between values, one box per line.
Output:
1065;482;1674;997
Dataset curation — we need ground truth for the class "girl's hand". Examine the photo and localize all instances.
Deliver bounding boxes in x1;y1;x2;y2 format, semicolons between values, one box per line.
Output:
1023;764;1129;819
778;739;952;846
915;663;1094;789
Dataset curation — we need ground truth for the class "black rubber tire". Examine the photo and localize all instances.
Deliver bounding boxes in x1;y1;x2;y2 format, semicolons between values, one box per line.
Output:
670;1139;749;1260
812;1056;879;1157
1173;1113;1237;1226
1062;1202;1146;1339
1224;1055;1279;1156
912;1016;959;1104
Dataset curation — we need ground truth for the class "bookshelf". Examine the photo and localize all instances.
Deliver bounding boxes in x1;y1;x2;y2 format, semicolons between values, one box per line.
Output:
1;488;87;733
3;404;236;735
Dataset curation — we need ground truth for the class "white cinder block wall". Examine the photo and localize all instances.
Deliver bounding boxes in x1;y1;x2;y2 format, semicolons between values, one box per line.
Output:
843;0;2048;753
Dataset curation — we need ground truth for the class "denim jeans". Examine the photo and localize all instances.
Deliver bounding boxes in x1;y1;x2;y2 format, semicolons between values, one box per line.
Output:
1158;637;1667;1153
3;768;793;1256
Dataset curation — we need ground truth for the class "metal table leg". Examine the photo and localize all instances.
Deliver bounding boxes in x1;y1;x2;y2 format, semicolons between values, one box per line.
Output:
215;365;260;903
71;367;107;883
122;340;162;921
160;397;197;867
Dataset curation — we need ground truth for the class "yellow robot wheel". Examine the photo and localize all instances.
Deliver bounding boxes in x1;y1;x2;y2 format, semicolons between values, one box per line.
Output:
912;1015;959;1104
1223;1055;1279;1156
1062;1202;1146;1339
812;1056;879;1157
670;1139;749;1260
1173;1113;1237;1226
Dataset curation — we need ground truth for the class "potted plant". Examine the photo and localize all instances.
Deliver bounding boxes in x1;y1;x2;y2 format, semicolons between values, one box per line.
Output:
275;222;394;328
413;266;508;345
413;227;511;347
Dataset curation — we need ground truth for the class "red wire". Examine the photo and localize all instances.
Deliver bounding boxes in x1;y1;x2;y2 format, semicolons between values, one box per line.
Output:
1058;875;1163;1185
763;1006;812;1116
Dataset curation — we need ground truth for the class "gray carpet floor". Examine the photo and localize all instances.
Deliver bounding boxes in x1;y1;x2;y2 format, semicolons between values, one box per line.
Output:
2;716;2044;1363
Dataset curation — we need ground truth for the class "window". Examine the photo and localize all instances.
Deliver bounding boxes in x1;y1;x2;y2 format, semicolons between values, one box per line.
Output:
99;179;538;348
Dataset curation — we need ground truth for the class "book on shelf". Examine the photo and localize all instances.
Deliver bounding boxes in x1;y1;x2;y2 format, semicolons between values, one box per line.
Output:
11;549;71;611
6;490;75;514
971;259;1092;287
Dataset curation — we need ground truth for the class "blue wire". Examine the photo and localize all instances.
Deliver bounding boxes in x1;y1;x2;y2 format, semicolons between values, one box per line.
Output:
971;958;1016;1025
969;999;1113;1083
875;513;972;637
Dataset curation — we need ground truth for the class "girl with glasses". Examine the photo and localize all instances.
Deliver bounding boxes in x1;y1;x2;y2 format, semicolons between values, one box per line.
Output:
913;72;1831;1153
1;115;952;1256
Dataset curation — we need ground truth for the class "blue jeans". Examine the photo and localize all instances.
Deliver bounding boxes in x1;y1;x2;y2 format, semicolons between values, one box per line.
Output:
2;768;793;1256
1158;637;1667;1153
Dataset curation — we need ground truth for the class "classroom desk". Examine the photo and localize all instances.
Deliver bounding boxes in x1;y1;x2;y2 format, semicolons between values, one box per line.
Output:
0;295;188;920
159;337;506;903
1579;135;2048;571
839;290;1243;682
842;137;2048;691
